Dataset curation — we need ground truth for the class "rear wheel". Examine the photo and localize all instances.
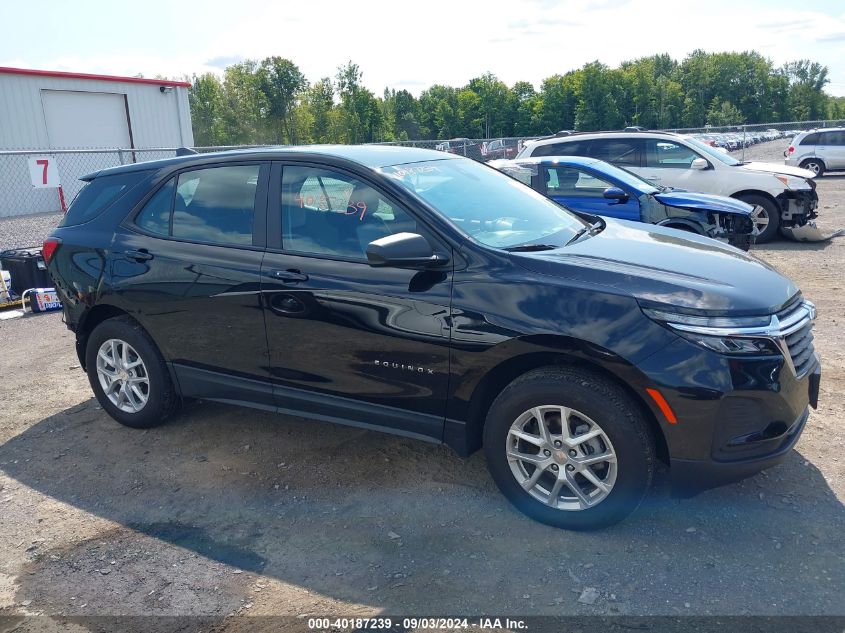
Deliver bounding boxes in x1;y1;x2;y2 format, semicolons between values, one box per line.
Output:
85;316;178;428
483;367;655;530
799;159;825;178
735;194;780;243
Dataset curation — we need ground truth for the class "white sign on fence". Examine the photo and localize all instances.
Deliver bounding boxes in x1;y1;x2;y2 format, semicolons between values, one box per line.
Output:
27;156;61;188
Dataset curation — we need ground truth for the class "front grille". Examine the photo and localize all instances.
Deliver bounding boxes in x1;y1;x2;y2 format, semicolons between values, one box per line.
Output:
775;299;817;377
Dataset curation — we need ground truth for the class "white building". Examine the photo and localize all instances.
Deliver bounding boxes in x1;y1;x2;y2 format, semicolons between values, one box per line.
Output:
0;66;194;217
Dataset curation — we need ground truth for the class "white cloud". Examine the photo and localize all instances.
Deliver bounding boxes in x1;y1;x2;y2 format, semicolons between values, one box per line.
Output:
3;0;844;96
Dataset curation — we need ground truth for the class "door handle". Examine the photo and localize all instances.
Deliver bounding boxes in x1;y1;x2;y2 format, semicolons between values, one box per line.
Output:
126;249;153;262
270;269;308;283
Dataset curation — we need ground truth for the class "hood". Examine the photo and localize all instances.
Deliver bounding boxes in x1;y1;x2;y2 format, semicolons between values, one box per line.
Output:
741;161;815;179
514;219;799;315
654;191;753;216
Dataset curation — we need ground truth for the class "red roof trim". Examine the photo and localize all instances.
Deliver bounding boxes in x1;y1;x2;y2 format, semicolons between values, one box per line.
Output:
0;66;191;88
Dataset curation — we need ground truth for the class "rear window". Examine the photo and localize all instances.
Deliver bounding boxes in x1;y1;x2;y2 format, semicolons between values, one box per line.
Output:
59;172;146;227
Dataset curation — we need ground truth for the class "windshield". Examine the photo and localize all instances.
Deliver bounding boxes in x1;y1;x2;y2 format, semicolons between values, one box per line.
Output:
683;135;742;166
380;159;588;249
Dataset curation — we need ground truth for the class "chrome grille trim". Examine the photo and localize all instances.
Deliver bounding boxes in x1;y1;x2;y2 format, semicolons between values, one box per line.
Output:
667;300;818;378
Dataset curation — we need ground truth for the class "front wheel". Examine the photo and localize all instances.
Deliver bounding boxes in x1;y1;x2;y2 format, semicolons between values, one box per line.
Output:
483;367;655;530
735;194;780;243
85;316;179;428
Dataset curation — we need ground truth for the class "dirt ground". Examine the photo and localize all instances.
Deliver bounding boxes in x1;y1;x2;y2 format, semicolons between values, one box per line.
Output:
0;141;843;631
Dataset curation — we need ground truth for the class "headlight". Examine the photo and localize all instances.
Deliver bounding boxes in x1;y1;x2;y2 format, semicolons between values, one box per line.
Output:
642;307;782;356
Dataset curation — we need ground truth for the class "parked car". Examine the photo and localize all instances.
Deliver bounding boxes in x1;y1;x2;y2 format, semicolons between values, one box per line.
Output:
516;131;818;242
482;138;520;161
44;145;820;530
490;156;755;250
784;127;845;177
434;137;483;161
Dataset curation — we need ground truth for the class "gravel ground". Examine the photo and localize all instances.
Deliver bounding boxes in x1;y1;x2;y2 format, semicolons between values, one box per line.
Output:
0;141;843;631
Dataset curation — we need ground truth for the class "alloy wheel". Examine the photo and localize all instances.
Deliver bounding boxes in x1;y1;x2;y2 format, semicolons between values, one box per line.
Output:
749;205;769;236
506;405;617;510
96;338;150;413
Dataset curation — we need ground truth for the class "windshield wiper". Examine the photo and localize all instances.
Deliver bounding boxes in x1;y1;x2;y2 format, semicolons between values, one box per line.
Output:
504;243;559;252
565;219;605;246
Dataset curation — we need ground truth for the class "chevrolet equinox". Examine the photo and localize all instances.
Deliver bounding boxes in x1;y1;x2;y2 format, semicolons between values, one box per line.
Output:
44;146;821;530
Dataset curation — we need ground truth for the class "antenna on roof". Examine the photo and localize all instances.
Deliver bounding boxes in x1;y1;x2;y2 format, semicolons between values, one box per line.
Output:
176;147;198;156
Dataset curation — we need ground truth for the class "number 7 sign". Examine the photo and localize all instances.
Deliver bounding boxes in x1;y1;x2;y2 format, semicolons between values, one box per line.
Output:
27;156;61;188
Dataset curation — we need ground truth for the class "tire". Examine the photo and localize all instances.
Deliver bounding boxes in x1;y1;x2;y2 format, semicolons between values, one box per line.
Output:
799;159;825;178
85;316;179;429
483;367;655;530
735;194;780;244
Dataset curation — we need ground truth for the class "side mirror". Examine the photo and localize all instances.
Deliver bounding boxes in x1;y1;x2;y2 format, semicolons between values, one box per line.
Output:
603;187;629;202
690;158;709;170
366;232;449;268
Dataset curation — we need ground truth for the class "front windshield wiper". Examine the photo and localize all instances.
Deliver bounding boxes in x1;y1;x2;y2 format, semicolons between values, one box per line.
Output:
565;219;605;246
504;243;559;252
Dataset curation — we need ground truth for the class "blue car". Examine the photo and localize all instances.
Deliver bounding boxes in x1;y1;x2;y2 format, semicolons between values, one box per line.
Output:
491;156;756;250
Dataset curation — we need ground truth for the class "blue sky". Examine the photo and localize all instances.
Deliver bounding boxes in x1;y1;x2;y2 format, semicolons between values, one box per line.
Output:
1;0;844;98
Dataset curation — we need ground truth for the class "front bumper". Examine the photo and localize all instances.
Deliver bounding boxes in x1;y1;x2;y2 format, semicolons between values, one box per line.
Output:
670;405;809;496
779;185;818;226
635;336;820;495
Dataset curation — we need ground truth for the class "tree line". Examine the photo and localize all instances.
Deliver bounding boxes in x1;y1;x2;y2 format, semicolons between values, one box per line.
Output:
188;51;845;146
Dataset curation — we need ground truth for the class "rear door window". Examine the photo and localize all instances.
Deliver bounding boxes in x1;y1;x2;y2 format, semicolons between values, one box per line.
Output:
589;139;643;167
819;131;845;146
531;140;587;157
172;166;260;246
60;171;147;227
133;164;263;247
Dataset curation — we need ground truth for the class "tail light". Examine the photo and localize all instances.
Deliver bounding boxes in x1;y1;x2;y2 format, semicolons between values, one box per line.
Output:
42;238;61;264
788;146;794;153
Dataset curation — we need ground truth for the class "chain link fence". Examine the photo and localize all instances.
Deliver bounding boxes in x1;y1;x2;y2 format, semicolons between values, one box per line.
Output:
2;118;843;224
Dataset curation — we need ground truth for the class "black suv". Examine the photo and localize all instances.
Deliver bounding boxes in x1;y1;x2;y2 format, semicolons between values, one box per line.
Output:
45;146;821;530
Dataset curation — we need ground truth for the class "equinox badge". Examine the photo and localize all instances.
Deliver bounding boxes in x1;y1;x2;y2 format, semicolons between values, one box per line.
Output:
374;360;435;375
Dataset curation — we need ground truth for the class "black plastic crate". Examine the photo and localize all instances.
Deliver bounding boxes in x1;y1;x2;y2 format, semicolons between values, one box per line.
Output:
0;248;52;297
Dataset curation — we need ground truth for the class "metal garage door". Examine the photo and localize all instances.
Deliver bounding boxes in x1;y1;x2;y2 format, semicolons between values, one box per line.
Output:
41;90;132;149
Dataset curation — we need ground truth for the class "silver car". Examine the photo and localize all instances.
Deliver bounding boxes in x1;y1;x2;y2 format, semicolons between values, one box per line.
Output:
785;128;845;177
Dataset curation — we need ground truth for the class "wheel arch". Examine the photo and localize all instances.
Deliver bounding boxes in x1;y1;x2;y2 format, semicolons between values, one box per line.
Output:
459;349;669;466
799;157;825;170
730;189;780;212
656;218;705;233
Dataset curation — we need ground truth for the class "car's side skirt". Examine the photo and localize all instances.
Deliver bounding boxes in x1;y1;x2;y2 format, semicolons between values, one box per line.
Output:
172;363;448;446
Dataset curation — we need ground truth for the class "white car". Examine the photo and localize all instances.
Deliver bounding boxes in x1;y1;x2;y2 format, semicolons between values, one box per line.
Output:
517;131;818;242
784;127;845;177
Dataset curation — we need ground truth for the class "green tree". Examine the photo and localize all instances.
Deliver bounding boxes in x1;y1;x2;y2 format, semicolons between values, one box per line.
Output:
189;73;226;145
256;57;307;144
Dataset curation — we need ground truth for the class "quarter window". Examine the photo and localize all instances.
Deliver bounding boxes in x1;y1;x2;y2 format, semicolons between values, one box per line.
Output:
644;140;700;169
280;166;418;259
798;133;819;146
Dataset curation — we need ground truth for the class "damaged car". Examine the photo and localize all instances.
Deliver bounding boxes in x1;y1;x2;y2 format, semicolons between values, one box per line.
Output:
491;156;756;250
517;131;819;243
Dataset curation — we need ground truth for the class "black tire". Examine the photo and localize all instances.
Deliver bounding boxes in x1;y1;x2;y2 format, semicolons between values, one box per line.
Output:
85;316;179;429
483;367;655;530
735;194;780;243
799;158;825;178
